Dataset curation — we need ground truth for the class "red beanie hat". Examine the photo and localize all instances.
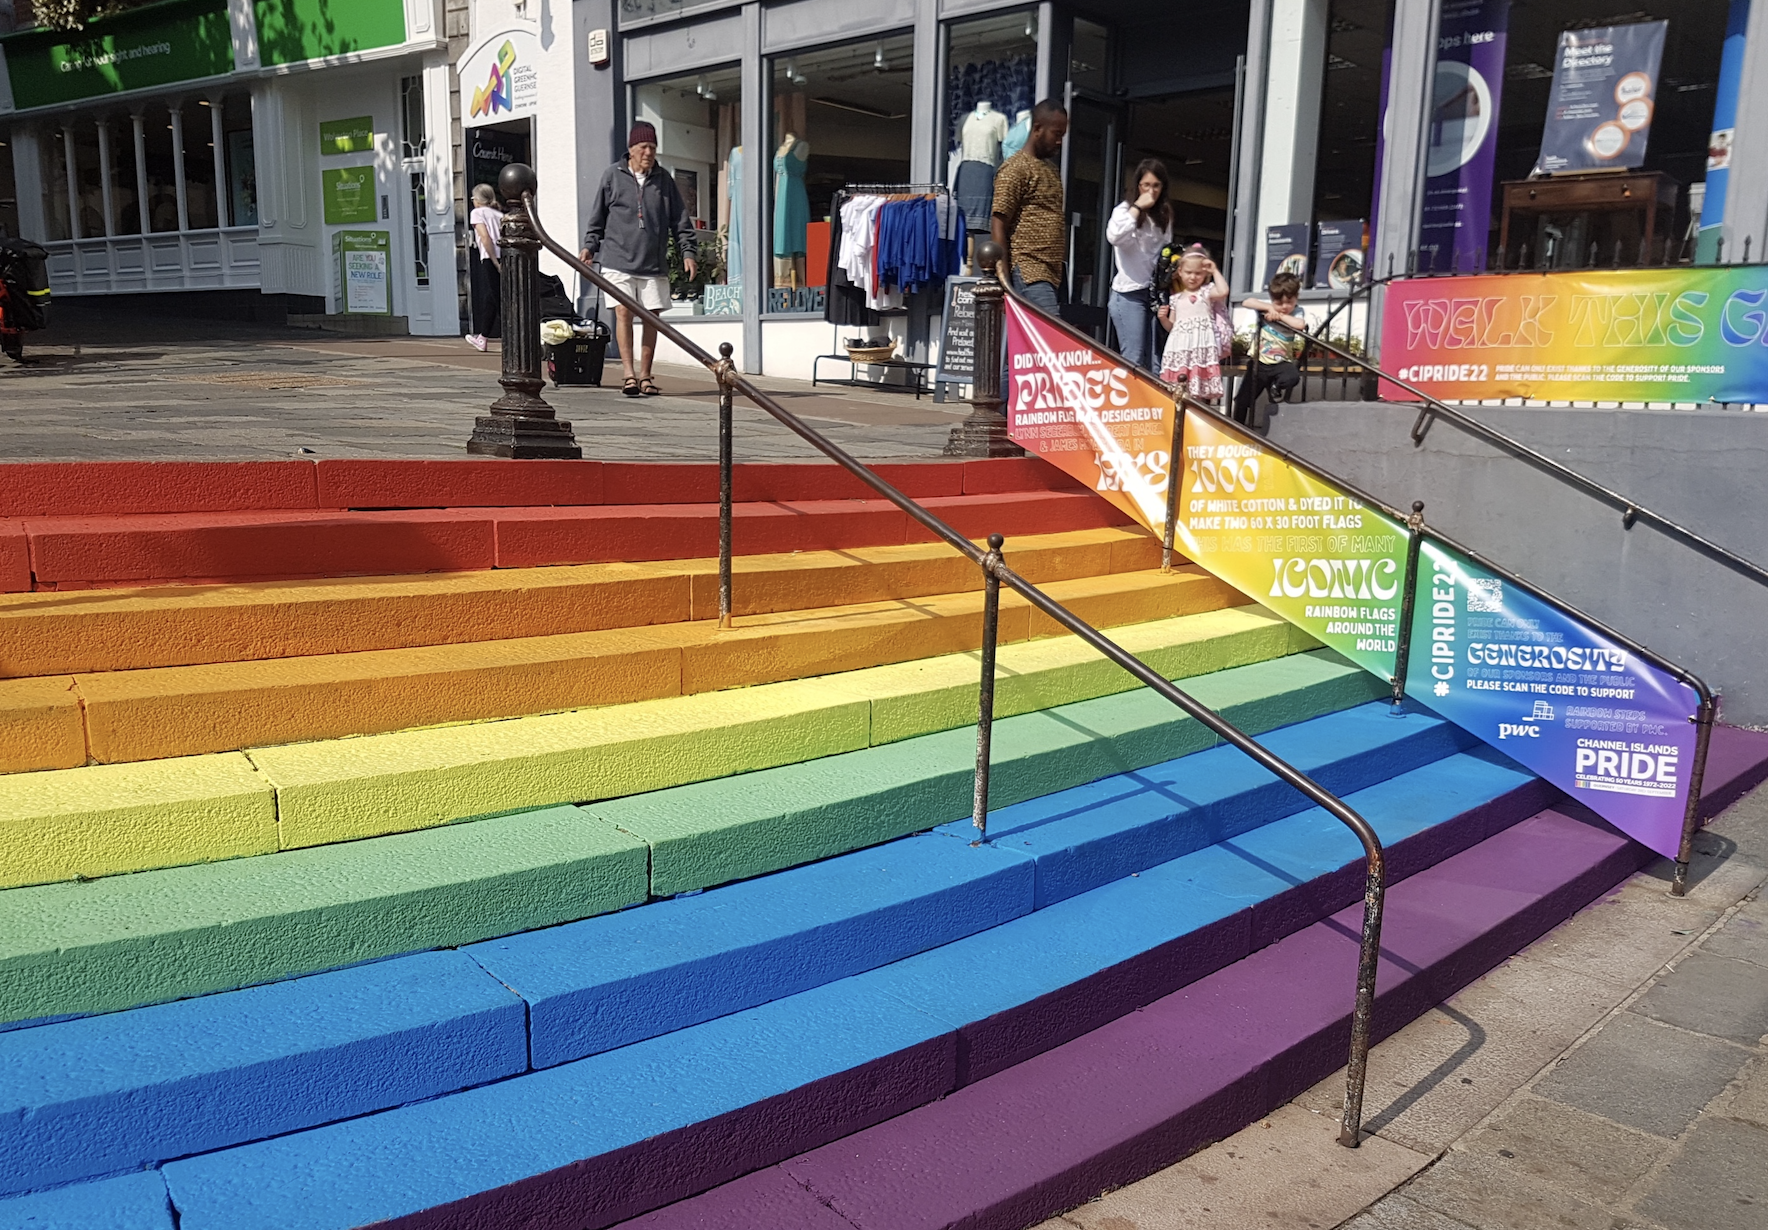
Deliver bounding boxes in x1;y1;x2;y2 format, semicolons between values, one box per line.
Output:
628;121;659;148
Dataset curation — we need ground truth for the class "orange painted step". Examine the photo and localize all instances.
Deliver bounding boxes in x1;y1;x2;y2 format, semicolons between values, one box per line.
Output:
0;528;1160;680
26;568;1244;767
18;492;1130;591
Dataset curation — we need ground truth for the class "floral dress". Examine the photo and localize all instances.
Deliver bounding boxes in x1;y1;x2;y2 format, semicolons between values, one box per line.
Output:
1160;286;1225;398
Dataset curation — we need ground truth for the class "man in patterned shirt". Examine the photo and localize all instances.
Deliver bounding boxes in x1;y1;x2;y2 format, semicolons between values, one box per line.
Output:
990;99;1069;314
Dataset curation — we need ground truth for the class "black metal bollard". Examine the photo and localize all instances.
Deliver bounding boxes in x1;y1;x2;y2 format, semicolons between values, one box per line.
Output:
944;240;1023;458
467;163;582;459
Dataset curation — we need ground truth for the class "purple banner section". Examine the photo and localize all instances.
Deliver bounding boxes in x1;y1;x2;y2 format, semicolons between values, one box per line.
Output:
1418;0;1510;273
1404;537;1701;859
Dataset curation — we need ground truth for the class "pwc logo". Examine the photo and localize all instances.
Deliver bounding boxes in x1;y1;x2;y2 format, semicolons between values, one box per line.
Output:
1497;723;1541;740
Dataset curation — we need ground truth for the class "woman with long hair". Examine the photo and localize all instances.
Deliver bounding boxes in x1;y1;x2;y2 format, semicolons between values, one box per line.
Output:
466;184;503;351
1103;158;1172;371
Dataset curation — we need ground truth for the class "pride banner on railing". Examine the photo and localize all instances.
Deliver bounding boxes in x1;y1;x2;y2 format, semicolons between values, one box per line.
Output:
1403;539;1702;858
1008;300;1703;859
1004;298;1179;530
1380;267;1768;404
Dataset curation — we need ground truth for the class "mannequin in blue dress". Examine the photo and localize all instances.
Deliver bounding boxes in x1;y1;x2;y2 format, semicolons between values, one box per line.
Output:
774;133;811;288
726;145;743;286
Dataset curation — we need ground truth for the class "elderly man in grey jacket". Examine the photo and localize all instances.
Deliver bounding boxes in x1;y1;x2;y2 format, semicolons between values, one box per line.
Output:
581;122;699;396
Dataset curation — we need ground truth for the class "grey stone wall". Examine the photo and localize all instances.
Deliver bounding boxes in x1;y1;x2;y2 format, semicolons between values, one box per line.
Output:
1265;402;1768;726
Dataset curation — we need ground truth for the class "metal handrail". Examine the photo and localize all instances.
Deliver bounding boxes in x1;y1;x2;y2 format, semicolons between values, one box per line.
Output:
519;191;1389;1149
1297;288;1768;593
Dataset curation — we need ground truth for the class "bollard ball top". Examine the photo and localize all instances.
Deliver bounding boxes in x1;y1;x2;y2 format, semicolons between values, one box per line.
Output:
499;163;538;204
974;239;1003;274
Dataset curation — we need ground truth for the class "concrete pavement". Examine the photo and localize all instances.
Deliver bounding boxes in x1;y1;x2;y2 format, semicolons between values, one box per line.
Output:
1032;781;1768;1230
0;316;969;462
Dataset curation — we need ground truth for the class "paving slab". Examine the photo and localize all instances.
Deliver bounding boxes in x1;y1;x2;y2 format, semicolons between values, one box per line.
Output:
1631;1116;1768;1230
1729;1053;1768;1130
1057;1105;1431;1230
1703;894;1768;969
1531;1011;1753;1139
1454;1093;1669;1208
1391;1150;1622;1230
1631;951;1768;1046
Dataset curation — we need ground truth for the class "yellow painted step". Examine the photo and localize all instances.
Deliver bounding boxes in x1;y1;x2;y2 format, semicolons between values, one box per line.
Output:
0;605;1310;888
68;568;1242;764
0;528;1160;678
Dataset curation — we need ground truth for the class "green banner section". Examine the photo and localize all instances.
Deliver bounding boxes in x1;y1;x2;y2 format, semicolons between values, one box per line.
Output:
1174;411;1410;682
321;166;377;224
254;0;406;66
1;0;233;109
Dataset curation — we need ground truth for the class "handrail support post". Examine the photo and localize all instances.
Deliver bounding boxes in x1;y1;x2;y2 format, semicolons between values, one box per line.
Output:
1671;697;1718;896
1339;856;1386;1147
1162;404;1186;572
715;342;735;630
1389;501;1425;711
971;533;1005;844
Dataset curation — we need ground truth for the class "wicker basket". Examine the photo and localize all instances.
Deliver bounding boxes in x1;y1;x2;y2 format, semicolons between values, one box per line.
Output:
844;340;897;364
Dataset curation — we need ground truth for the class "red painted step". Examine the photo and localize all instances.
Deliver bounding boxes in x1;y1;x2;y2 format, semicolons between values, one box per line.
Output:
0;458;1107;590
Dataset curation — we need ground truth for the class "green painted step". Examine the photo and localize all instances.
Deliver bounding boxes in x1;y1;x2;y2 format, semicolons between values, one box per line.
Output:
604;649;1386;895
0;649;1380;1027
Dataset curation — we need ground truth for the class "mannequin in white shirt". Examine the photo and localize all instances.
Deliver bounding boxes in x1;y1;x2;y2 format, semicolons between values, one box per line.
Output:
959;101;1010;167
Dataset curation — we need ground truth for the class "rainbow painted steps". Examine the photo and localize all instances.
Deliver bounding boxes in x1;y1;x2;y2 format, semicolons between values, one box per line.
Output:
2;457;1113;592
0;526;1170;771
0;701;1535;1210
0;642;1376;1025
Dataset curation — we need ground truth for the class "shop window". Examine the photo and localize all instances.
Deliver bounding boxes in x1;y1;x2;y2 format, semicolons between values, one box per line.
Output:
141;103;179;233
1310;0;1393;269
42;131;70;242
401;75;428;162
183;102;220;231
1070;18;1110;94
0;134;19;242
69;123;104;238
222;93;256;228
945;9;1037;264
633;64;742;314
109;116;143;236
768;33;913;310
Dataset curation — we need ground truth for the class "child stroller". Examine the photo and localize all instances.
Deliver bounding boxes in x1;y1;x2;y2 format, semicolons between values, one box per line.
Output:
0;238;51;365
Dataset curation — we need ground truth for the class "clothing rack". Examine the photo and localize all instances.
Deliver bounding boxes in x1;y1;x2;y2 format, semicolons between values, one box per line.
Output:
839;183;950;196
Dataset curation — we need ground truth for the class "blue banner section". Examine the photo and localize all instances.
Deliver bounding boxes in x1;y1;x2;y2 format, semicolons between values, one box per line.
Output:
1419;0;1509;273
1697;0;1751;262
1404;538;1701;859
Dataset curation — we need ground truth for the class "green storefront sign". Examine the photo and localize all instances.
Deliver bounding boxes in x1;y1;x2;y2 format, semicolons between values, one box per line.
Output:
254;0;406;67
322;166;378;225
0;0;234;109
320;117;376;156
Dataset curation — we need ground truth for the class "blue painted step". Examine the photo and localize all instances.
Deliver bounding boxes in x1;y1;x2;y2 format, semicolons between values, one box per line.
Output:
150;750;1547;1230
0;704;1477;1201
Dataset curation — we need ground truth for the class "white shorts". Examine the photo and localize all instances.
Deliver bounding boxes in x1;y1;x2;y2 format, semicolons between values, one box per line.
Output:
601;268;672;311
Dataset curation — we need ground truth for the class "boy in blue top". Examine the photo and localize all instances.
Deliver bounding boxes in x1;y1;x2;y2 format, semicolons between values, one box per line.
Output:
1233;270;1306;426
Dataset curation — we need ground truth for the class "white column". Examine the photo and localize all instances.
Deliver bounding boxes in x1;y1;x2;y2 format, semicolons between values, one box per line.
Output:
1253;0;1328;277
96;119;117;237
62;126;81;240
169;103;190;231
11;126;48;242
210;97;229;227
132;112;151;234
1722;0;1768;253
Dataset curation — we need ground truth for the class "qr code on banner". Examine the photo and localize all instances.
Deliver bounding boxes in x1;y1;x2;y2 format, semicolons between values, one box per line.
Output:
1466;578;1503;613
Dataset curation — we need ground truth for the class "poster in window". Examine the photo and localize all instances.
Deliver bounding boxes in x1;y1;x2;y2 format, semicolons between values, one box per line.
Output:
1534;21;1668;175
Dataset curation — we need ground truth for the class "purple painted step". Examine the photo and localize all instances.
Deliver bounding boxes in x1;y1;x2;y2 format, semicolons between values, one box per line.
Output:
615;804;1652;1230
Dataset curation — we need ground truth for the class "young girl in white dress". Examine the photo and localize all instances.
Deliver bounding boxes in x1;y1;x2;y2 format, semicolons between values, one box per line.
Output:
1157;246;1229;401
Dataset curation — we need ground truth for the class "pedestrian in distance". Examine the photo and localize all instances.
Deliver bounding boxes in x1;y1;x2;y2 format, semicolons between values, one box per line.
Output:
465;184;503;352
1104;159;1172;371
1157;244;1228;403
990;99;1070;315
580;122;699;397
1233;270;1307;426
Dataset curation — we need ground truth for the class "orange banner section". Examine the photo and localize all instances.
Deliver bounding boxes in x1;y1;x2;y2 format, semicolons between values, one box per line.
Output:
1004;297;1178;532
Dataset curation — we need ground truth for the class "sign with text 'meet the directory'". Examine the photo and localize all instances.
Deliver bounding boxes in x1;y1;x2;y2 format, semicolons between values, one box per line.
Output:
1404;538;1701;859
